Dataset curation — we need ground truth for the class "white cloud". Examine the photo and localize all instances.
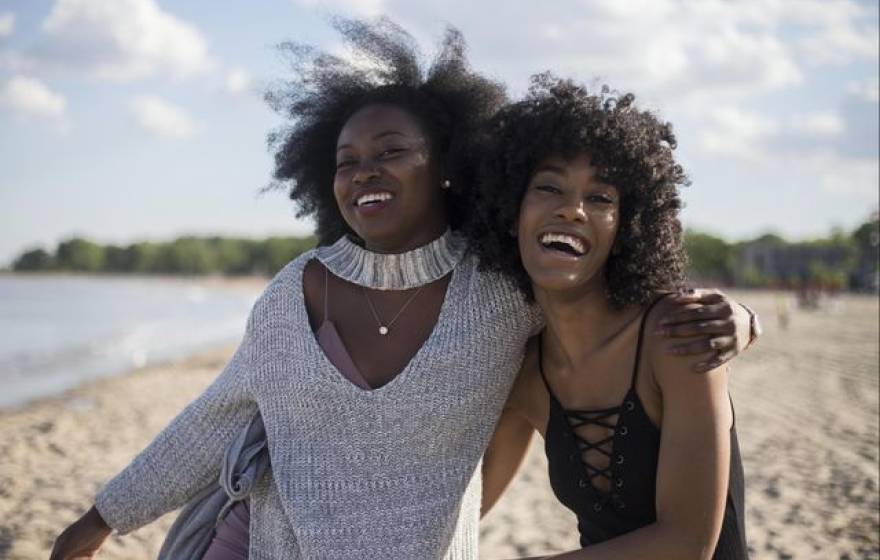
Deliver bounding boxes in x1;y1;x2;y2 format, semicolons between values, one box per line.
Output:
394;0;876;101
847;78;880;103
0;75;66;118
130;95;195;137
225;67;251;96
815;154;880;198
785;0;879;64
698;106;780;161
0;12;14;38
33;0;212;81
292;0;386;17
790;112;845;137
461;0;804;101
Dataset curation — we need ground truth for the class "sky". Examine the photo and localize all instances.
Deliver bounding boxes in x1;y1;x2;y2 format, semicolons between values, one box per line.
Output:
0;0;877;267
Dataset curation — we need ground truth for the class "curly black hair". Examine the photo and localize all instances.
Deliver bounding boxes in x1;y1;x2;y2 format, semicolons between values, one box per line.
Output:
466;73;689;307
265;17;506;246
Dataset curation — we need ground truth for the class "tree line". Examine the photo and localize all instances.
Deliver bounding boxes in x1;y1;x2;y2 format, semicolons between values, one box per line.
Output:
685;214;879;291
9;214;879;291
11;236;317;277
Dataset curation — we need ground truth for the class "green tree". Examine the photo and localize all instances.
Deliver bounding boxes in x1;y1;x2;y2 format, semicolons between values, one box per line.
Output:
104;245;133;272
127;242;163;273
211;237;254;274
13;248;54;271
684;231;734;283
260;236;316;275
162;237;218;274
55;238;105;272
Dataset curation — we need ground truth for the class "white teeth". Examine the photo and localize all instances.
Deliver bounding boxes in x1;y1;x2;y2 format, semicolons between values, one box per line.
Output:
356;192;393;206
540;232;586;255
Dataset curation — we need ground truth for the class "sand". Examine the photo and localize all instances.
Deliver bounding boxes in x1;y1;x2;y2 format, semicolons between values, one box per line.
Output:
1;290;877;559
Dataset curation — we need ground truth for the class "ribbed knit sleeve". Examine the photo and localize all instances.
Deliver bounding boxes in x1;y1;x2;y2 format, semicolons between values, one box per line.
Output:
94;310;258;534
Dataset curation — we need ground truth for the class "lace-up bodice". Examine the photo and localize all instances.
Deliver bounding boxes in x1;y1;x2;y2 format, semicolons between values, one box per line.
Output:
538;297;749;557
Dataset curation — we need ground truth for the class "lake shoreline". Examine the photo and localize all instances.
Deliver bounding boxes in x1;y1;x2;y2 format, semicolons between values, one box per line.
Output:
0;274;268;409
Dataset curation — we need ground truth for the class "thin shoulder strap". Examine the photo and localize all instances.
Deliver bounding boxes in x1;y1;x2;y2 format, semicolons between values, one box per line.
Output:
630;294;673;390
323;265;329;322
536;334;559;402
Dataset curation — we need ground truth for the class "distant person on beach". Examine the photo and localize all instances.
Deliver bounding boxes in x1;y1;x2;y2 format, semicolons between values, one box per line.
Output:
49;19;757;560
473;76;750;559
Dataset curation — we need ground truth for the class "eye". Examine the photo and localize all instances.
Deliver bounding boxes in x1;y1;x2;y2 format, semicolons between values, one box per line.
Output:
587;193;614;204
535;184;561;194
335;159;356;170
378;147;407;159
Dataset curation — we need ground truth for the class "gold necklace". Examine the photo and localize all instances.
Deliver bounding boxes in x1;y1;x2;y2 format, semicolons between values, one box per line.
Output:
361;285;425;336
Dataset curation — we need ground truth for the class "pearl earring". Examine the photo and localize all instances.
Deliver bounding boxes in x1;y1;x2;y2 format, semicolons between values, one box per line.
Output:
442;179;451;189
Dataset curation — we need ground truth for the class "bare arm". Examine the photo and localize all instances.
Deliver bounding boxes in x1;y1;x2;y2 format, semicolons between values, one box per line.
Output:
482;404;535;517
506;303;733;560
482;338;542;517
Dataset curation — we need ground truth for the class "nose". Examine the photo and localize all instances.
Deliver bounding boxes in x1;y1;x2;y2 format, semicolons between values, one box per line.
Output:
352;163;380;185
554;199;588;223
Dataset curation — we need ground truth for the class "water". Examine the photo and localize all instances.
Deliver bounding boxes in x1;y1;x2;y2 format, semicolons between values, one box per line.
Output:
0;275;263;408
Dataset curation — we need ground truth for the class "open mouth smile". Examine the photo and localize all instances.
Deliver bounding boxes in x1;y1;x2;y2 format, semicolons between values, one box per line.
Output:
538;232;589;257
355;191;394;207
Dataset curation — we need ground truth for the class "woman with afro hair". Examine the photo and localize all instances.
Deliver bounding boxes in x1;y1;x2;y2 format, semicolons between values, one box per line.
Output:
50;20;754;560
472;75;749;559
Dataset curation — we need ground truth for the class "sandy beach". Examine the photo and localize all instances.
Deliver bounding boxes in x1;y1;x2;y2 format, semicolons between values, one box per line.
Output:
1;290;877;559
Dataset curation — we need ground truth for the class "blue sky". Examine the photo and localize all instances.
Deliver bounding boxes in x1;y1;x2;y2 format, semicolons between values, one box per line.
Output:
0;0;877;266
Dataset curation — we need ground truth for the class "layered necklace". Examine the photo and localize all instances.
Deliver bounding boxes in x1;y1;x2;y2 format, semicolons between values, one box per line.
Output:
315;229;466;336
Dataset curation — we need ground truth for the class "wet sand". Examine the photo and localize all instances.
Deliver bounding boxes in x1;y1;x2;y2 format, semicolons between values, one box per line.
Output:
1;291;877;559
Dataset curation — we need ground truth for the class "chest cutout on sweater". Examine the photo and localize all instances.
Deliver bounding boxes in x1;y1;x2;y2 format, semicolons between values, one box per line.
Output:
302;259;452;389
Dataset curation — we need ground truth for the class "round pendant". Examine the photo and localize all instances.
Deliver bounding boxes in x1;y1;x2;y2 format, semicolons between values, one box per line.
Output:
379;326;389;335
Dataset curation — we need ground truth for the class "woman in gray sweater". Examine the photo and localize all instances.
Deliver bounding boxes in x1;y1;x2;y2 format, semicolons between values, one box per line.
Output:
50;18;756;560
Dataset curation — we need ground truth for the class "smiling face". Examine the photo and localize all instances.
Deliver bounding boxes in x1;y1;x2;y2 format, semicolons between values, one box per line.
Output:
334;103;448;253
517;153;621;297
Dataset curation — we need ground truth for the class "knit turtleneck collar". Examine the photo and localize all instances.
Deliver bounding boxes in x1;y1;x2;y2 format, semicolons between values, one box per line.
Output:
315;229;466;290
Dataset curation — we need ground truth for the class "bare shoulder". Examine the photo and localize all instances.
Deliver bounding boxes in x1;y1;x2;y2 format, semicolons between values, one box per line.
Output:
641;295;695;383
302;258;323;290
301;258;324;324
643;295;731;404
642;293;680;339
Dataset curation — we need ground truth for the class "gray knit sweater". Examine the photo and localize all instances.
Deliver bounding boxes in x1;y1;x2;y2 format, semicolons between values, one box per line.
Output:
95;249;541;559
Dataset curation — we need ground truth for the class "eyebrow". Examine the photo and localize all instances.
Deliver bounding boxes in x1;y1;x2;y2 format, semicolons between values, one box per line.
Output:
336;130;408;152
533;163;568;175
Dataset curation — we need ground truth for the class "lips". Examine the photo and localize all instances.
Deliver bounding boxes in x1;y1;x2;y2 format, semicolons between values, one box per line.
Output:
352;188;395;217
355;190;394;207
538;231;590;257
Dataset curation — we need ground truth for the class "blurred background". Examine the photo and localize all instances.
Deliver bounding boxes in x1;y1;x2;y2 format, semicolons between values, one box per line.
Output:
0;1;877;559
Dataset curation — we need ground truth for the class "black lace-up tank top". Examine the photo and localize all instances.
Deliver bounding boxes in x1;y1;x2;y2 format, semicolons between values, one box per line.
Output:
539;298;749;558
